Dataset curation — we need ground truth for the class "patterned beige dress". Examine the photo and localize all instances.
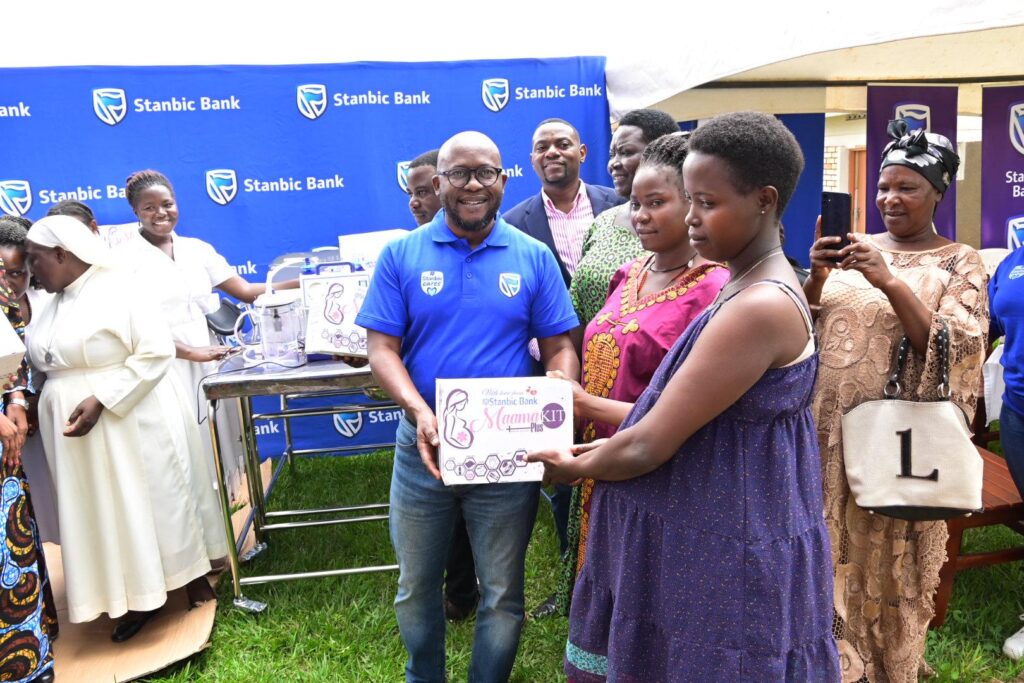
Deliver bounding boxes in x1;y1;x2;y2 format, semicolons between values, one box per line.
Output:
812;237;988;683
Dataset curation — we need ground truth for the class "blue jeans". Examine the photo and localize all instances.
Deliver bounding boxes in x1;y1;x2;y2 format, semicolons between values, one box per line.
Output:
390;416;539;683
445;509;479;608
1001;404;1024;498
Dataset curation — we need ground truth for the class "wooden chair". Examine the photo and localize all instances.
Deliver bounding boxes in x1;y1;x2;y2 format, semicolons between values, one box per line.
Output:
932;447;1024;627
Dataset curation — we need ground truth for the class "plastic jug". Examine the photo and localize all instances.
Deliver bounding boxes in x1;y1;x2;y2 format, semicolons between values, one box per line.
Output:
234;293;306;367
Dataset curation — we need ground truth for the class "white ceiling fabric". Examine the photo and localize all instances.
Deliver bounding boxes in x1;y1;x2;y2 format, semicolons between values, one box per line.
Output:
8;1;1024;118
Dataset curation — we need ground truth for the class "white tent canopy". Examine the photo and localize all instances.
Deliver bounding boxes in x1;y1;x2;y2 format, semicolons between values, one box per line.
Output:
7;1;1024;117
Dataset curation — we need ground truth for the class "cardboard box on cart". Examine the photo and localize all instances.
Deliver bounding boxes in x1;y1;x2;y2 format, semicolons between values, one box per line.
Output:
435;376;573;486
301;266;371;357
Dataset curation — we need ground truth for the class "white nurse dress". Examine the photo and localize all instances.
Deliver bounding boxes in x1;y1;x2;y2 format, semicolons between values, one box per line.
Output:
115;229;245;499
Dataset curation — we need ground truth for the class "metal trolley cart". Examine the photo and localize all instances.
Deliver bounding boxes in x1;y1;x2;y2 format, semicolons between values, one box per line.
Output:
202;358;399;612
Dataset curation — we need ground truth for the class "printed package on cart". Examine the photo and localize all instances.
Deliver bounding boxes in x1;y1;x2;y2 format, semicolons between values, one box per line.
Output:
435;377;573;486
301;269;371;357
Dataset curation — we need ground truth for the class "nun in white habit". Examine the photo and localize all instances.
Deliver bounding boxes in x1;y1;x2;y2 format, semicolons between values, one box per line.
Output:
24;215;226;641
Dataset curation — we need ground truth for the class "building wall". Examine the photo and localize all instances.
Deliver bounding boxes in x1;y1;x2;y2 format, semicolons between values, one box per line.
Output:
956;141;981;249
824;146;840;191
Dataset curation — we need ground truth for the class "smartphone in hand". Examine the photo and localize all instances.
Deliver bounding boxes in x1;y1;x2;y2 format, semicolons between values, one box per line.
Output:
821;191;852;263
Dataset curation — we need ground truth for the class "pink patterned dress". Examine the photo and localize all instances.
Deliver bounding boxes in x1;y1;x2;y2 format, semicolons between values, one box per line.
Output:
559;257;728;612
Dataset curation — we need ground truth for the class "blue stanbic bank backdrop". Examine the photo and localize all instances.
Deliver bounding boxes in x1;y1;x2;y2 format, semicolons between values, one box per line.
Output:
0;57;610;265
0;57;610;458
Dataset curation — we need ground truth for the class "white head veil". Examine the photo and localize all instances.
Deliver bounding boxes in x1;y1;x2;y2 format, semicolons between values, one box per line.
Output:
26;215;112;268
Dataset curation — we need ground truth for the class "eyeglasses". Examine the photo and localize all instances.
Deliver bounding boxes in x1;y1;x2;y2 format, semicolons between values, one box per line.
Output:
436;166;503;188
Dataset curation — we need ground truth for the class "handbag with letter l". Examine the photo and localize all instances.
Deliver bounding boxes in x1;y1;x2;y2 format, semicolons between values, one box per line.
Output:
841;322;983;521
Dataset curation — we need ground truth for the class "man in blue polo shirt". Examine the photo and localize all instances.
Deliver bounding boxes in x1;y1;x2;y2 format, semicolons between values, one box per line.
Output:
357;130;579;683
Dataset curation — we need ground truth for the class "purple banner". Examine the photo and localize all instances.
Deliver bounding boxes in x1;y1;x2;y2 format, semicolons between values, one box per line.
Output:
981;84;1024;249
866;85;958;239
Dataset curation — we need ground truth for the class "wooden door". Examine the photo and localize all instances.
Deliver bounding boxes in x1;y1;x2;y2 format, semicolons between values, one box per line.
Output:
848;148;868;233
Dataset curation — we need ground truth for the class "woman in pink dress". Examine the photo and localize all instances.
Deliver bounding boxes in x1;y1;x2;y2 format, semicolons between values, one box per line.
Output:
557;133;729;612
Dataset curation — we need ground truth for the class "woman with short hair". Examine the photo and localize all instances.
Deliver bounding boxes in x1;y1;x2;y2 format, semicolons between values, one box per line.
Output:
115;169;290;499
532;112;840;681
555;132;728;615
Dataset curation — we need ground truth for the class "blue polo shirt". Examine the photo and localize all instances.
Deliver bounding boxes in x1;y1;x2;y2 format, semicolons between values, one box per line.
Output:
355;211;578;411
991;246;1024;416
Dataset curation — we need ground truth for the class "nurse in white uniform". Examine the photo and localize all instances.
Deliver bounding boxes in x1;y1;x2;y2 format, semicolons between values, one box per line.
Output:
115;170;272;499
24;216;227;641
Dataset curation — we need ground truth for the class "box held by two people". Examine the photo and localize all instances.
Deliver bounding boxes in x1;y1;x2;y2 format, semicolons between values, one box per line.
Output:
435;377;573;486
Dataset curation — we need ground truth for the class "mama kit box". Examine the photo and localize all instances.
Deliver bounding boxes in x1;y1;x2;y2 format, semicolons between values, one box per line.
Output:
301;270;371;357
435;377;573;486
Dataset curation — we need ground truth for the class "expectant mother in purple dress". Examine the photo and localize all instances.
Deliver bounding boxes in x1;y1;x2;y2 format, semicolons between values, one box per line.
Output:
530;112;840;682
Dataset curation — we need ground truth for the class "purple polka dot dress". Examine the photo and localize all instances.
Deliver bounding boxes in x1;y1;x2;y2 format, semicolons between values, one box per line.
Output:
566;292;840;682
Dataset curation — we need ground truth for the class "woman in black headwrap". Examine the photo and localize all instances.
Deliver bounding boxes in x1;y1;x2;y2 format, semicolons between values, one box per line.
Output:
805;121;989;681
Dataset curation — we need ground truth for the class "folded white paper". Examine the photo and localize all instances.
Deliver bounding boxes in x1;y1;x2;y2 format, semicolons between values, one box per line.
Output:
0;316;24;381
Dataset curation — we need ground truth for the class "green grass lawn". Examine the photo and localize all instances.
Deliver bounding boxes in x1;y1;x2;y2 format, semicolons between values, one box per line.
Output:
145;452;1024;682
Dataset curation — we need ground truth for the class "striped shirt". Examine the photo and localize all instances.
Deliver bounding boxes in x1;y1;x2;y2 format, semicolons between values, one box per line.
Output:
541;182;594;277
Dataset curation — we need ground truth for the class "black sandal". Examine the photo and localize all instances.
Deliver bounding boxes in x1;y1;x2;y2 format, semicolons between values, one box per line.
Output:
111;608;160;643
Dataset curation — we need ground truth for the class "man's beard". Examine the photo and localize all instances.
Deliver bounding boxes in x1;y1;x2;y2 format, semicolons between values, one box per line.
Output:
444;197;498;233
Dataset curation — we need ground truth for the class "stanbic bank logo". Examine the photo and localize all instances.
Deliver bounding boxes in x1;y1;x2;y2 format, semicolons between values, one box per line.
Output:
297;84;328;120
93;88;128;126
1009;215;1024;250
0;180;31;216
205;167;345;203
1009;103;1024;156
298;83;431;112
482;78;510;113
397;161;411;193
206;170;238;206
333;412;364;438
894;103;931;133
482;77;604;112
92;87;240;125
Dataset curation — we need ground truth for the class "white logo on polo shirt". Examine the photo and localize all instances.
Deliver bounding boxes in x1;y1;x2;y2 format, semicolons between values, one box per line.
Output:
499;272;521;298
1010;265;1024;280
421;271;444;296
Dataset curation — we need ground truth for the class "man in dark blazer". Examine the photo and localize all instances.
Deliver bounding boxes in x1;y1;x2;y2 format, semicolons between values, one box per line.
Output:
503;119;622;618
503;118;623;288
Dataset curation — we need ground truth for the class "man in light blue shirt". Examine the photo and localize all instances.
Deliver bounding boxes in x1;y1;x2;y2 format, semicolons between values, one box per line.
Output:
357;131;578;682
